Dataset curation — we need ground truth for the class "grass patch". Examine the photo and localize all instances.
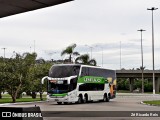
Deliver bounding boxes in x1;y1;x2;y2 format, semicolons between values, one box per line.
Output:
143;100;160;106
1;94;11;97
0;98;46;104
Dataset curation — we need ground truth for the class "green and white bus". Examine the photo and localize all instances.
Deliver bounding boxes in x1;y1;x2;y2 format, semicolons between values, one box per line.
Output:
41;64;116;104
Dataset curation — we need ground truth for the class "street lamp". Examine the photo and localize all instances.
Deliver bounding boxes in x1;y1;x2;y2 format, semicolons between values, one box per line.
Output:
1;48;6;60
147;7;158;94
101;47;103;67
120;41;122;69
85;45;93;59
137;29;146;93
95;45;103;67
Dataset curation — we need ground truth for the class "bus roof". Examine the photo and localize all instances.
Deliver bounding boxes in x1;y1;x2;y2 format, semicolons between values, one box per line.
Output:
52;64;114;71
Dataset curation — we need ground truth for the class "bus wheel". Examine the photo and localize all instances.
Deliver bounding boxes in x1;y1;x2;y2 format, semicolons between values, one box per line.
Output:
57;102;62;105
77;96;82;104
83;94;88;103
103;94;107;102
106;94;110;102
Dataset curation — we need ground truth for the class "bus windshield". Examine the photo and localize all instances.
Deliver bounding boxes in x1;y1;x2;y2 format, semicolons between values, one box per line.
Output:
48;80;69;94
49;65;80;78
48;79;77;94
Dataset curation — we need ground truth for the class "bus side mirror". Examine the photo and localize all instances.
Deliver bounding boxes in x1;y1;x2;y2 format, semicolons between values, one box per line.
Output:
41;76;48;84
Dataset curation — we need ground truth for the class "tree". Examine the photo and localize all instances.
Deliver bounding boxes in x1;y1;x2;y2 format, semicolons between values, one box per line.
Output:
75;54;97;66
136;66;146;70
3;52;37;103
26;60;51;100
117;78;129;90
0;57;5;99
35;62;51;100
61;44;80;63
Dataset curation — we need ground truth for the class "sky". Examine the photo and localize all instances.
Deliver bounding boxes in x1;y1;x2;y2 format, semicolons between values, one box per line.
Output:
0;0;160;70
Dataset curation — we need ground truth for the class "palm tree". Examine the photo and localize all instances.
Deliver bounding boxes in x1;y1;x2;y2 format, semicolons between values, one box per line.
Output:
75;54;97;66
61;44;80;63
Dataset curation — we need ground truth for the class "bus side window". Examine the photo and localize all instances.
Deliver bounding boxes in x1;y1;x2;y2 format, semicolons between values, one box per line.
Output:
81;67;89;76
79;84;87;91
88;68;100;77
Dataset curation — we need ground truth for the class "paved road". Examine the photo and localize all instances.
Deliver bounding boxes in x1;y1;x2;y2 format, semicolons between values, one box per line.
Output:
1;93;160;120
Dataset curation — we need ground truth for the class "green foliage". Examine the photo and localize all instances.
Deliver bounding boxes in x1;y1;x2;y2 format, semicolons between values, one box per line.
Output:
0;57;5;99
144;81;153;92
75;54;97;66
117;78;129;90
117;78;153;92
61;43;80;62
134;79;142;89
0;52;52;102
26;62;51;94
3;53;37;102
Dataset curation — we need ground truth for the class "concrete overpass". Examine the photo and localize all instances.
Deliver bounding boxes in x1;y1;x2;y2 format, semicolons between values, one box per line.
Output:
116;70;160;93
0;0;74;18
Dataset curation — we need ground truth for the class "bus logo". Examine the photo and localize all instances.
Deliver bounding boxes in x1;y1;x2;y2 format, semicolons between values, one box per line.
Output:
84;78;101;83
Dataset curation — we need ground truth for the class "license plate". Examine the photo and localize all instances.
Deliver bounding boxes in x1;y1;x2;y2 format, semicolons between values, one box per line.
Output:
55;99;59;101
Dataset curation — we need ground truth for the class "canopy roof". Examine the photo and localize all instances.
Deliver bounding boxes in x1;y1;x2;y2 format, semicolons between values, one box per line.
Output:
0;0;73;18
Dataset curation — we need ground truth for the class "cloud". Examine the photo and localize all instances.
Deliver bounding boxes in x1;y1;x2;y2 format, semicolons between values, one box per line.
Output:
0;0;160;69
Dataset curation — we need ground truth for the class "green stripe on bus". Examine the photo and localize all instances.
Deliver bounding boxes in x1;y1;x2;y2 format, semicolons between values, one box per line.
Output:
78;76;106;84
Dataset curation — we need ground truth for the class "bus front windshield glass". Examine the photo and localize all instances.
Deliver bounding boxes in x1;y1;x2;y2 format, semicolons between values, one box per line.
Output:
49;65;80;78
48;80;76;94
48;80;68;94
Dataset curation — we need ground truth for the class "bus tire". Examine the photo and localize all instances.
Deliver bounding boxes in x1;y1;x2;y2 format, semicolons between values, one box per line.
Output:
103;94;107;102
83;94;88;103
77;96;82;104
106;94;110;102
57;102;62;105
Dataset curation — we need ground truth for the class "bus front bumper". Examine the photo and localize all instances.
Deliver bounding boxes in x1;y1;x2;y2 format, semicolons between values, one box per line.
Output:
47;95;77;102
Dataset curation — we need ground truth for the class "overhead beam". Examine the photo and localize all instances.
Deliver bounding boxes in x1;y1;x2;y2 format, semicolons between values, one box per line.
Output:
116;70;160;78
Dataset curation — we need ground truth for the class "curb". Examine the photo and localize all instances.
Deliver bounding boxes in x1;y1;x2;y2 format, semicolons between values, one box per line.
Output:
117;93;160;98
